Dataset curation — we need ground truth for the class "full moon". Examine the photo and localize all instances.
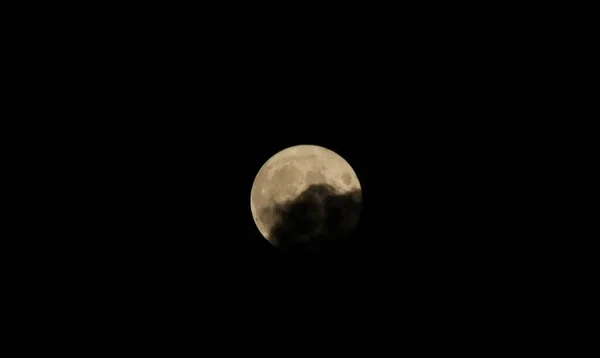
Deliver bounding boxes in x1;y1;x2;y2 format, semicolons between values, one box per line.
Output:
250;145;362;252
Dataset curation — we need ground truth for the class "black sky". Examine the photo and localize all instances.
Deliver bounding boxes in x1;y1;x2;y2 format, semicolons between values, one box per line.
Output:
27;6;559;346
69;11;540;318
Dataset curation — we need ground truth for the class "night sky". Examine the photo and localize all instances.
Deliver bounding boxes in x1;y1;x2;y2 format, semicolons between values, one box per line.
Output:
68;15;536;335
35;8;549;347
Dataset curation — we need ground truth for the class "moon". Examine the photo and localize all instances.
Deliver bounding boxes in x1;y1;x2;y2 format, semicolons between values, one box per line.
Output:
250;145;362;251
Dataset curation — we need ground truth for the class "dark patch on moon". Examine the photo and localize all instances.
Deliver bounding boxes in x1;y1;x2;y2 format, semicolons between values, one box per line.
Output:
342;172;352;185
260;183;362;255
305;170;325;184
271;165;301;190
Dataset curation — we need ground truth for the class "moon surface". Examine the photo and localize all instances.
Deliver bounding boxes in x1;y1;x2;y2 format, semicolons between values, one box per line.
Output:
250;145;362;250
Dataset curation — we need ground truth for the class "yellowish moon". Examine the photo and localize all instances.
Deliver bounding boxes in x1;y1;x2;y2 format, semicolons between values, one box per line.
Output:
250;145;362;248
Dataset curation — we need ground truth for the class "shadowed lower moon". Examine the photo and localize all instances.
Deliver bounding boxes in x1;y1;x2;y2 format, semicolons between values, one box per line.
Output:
250;145;362;252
